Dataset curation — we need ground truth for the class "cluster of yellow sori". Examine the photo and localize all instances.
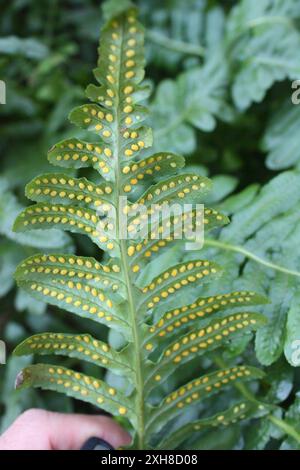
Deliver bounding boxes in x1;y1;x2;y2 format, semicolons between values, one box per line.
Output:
52;140;112;175
148;291;257;338
13;6;267;442
121;155;182;193
122;154;181;177
160;312;257;365
43;366;128;416
123;207;226;268
70;11;149;164
21;254;127;325
28;174;113;208
193;402;250;430
162;366;254;409
141;261;219;309
18;203;119;251
137;175;207;206
19;254;120;275
29;281;117;321
26;333;112;366
23;264;119;291
124;215;198;265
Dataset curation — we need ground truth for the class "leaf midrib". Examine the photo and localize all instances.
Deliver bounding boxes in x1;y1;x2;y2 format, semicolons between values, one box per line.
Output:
113;18;145;449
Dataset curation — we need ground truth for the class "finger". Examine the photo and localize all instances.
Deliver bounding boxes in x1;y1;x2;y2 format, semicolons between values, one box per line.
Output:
0;409;131;450
47;411;132;450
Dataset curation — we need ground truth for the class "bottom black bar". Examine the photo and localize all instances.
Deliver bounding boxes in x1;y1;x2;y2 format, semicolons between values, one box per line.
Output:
0;450;296;466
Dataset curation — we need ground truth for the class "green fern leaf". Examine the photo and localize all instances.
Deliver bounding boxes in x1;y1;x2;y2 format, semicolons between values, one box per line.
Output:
144;312;266;391
159;400;268;450
16;364;136;425
147;366;265;436
14;333;132;378
13;5;268;449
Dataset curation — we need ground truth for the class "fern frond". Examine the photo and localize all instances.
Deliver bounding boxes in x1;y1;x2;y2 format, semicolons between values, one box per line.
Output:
146;366;265;436
159;400;269;450
13;5;268;449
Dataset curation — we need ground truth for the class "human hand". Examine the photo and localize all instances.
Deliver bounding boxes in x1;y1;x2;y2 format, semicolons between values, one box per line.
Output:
0;409;131;450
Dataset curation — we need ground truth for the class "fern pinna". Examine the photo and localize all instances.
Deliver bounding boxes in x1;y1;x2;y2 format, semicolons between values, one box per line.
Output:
13;5;268;450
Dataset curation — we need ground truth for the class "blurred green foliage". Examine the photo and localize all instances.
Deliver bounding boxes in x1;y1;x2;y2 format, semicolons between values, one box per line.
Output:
1;0;300;449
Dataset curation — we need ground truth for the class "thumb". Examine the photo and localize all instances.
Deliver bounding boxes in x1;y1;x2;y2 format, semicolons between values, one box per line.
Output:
0;409;131;450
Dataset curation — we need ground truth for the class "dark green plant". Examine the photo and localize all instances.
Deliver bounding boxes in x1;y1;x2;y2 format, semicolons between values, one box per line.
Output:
11;4;270;450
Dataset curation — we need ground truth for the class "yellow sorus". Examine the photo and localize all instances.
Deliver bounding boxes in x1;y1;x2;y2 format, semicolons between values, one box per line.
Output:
126;50;135;58
106;75;115;84
104;148;112;157
132;265;140;273
123;105;133;113
125;71;135;79
124;86;133;95
122;166;130;174
126;60;135;68
127;246;135;256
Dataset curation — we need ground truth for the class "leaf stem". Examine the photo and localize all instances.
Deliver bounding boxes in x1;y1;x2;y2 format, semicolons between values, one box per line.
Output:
114;21;145;450
268;414;300;444
146;30;205;57
204;238;300;278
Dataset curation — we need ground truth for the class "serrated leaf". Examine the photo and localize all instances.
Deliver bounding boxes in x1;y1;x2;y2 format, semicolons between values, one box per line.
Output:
16;253;124;294
11;4;269;450
147;365;264;435
284;291;300;366
48;138;115;181
26;173;113;210
227;0;300;109
159;400;264;450
126;207;228;268
15;364;136;426
15;255;130;337
151;51;232;154
13;202;120;256
121;152;185;190
256;273;292;366
145;290;268;344
140;260;222;313
14;333;133;378
135;173;212;207
145;312;266;390
0;187;73;250
262;101;300;170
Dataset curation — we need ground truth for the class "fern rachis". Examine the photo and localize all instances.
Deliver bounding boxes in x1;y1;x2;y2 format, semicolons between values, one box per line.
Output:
12;5;268;450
